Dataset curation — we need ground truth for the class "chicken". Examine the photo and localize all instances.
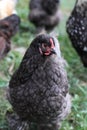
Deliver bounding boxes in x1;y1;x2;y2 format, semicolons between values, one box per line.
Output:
0;14;20;59
29;0;61;33
66;0;87;67
7;34;71;130
0;0;18;19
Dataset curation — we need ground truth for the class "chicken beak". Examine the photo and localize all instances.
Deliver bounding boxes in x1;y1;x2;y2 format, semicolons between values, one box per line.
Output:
51;48;56;54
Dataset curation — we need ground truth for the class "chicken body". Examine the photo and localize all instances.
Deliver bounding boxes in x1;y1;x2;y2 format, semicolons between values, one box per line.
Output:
66;0;87;67
29;0;61;33
7;34;71;130
0;14;20;59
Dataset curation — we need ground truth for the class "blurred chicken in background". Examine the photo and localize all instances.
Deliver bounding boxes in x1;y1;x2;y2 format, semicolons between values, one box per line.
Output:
0;0;20;60
29;0;61;34
0;0;17;19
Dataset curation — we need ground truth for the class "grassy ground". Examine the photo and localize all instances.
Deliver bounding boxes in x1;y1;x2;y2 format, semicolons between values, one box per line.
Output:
0;0;87;129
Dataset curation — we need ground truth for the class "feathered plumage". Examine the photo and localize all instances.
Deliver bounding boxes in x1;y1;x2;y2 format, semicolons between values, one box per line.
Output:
66;0;87;67
7;34;71;130
6;111;29;130
29;0;61;33
0;14;20;59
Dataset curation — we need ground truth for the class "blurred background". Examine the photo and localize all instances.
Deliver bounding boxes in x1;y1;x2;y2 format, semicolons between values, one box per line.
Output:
0;0;87;129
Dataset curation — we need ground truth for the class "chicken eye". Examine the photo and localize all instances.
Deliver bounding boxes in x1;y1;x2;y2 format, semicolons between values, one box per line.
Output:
42;43;48;49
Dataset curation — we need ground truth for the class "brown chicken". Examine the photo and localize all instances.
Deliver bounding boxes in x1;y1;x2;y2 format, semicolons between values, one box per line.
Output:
0;14;20;60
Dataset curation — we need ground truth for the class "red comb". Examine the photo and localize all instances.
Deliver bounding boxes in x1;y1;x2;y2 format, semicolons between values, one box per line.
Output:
50;38;54;48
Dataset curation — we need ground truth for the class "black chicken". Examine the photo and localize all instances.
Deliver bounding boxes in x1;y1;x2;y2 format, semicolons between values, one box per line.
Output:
7;34;71;130
66;0;87;67
0;14;20;60
29;0;61;33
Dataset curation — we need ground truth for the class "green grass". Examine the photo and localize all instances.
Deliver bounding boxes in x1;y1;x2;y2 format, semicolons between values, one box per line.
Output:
0;0;87;130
